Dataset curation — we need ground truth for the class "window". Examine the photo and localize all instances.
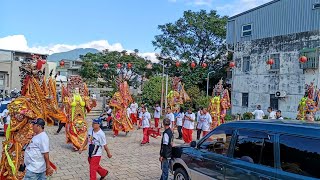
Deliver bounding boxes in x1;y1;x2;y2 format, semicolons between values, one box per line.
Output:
300;49;319;69
0;74;5;87
313;3;320;9
242;56;250;72
279;135;320;178
270;94;278;110
242;24;252;37
199;127;234;156
233;130;274;167
242;93;249;107
270;54;280;70
235;58;241;69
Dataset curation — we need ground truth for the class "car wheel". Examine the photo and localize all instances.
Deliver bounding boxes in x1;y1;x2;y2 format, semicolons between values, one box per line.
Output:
174;168;189;180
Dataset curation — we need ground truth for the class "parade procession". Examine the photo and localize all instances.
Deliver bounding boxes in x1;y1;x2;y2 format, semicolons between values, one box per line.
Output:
1;0;320;179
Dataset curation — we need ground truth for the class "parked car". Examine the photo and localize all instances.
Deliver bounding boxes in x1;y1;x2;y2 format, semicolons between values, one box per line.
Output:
170;120;320;180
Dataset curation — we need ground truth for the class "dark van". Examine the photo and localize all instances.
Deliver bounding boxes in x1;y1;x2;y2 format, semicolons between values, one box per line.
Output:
170;120;320;180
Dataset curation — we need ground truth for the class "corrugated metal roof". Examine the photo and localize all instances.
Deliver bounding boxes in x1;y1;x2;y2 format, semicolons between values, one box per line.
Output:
229;0;281;20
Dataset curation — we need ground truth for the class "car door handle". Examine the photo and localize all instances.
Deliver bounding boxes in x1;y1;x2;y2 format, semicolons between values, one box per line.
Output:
215;164;223;171
259;176;270;180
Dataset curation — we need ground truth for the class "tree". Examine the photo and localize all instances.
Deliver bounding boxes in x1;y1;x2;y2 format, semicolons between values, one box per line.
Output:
152;10;227;64
79;50;162;88
153;10;229;92
141;76;164;106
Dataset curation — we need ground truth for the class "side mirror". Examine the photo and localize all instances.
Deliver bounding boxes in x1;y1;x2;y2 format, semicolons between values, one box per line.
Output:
190;141;197;148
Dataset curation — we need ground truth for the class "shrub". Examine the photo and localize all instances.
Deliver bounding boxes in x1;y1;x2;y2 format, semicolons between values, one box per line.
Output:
242;112;253;120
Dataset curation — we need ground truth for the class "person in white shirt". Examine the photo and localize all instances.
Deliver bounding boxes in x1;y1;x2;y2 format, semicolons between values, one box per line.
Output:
175;108;184;140
141;107;151;145
24;118;54;179
79;119;112;180
126;107;131;119
198;108;212;138
267;107;276;119
165;107;175;131
196;107;203;140
182;108;195;144
130;100;138;125
153;104;161;128
252;105;265;119
276;110;284;120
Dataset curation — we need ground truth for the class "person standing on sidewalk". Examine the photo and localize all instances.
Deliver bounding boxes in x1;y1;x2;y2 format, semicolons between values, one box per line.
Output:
198;108;212;138
175;107;184;140
252;105;265;120
79;119;112;180
165;107;175;132
196;107;203;140
153;103;161;128
182;108;195;144
24;118;54;180
159;118;173;180
141;107;151;145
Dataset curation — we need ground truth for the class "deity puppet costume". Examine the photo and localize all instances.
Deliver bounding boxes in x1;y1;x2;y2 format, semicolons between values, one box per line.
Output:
208;79;231;129
0;56;67;180
167;76;191;110
61;75;97;150
109;77;134;136
296;83;319;121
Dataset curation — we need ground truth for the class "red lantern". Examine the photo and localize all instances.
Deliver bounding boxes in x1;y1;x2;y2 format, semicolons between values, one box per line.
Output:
103;63;109;69
175;61;181;67
202;63;207;68
190;61;196;68
299;56;308;63
229;61;236;68
59;60;65;67
117;63;122;69
267;59;274;65
127;63;132;69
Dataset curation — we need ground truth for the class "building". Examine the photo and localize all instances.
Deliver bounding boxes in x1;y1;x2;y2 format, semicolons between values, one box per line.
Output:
0;49;48;94
56;59;82;77
226;0;320;118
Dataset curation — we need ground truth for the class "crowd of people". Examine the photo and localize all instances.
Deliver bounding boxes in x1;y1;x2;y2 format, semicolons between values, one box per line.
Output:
252;105;284;120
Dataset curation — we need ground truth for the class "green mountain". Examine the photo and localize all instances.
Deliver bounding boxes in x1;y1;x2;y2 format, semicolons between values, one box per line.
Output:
47;48;99;61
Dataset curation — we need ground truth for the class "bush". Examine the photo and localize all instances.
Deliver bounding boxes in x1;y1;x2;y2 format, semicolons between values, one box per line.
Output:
242;112;253;120
225;114;233;121
194;95;211;110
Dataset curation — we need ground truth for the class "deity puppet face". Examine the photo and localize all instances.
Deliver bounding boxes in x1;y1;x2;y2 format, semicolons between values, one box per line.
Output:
74;88;80;94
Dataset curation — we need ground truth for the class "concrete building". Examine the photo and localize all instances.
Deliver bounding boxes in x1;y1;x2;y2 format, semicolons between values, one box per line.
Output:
56;59;82;77
0;49;48;94
226;0;320;118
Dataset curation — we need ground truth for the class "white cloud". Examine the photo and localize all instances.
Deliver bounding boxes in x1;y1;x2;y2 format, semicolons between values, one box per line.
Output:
0;35;124;54
0;34;159;62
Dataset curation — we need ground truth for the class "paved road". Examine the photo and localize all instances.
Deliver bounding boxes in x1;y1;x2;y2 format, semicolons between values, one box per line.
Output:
0;122;197;180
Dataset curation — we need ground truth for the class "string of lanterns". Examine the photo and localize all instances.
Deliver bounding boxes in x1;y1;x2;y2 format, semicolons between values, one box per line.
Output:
175;61;208;69
227;55;308;69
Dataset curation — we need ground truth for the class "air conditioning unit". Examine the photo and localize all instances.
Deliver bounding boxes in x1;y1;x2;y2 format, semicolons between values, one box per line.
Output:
275;91;287;98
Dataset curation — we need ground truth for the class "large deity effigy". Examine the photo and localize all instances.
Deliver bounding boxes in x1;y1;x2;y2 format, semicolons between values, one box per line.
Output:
0;55;67;180
297;83;318;121
109;76;133;135
208;79;231;129
61;75;96;150
167;76;190;109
